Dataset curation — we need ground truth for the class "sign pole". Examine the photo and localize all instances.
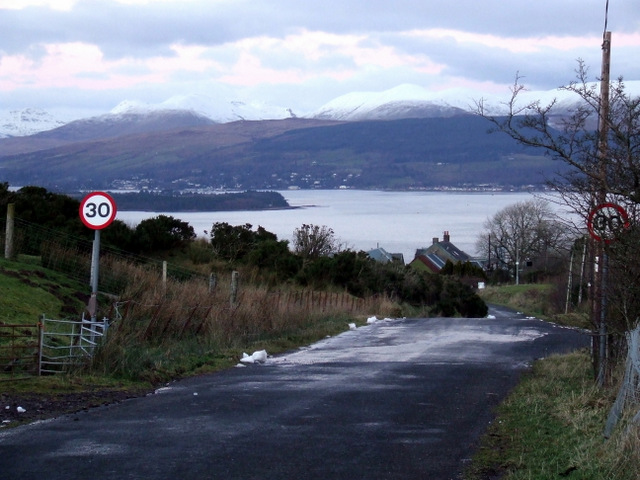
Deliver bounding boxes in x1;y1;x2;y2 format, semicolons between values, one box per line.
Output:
588;201;630;386
89;229;101;321
79;191;117;322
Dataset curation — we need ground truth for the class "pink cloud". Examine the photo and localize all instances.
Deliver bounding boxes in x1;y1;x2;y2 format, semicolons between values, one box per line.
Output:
0;42;218;91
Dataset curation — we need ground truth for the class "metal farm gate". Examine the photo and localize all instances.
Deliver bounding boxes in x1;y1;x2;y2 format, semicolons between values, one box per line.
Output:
1;315;110;377
0;323;41;378
38;314;109;374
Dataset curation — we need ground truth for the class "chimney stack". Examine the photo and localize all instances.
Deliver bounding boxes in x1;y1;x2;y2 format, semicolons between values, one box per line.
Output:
443;231;450;242
432;237;439;245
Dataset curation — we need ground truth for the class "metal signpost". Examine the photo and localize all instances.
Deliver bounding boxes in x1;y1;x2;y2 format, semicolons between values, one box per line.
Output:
79;192;117;320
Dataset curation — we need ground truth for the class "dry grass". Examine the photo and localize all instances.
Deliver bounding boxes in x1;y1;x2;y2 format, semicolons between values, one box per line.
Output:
88;259;395;382
6;243;407;383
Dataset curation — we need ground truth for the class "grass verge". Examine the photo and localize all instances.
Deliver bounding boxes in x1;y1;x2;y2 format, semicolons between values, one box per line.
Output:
465;350;639;480
479;283;591;329
470;282;638;479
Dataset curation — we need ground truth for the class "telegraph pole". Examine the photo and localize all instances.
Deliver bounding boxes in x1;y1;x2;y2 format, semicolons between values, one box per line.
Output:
593;28;611;387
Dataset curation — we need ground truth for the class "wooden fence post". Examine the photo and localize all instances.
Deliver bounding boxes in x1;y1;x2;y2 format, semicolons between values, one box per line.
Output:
5;203;14;260
230;271;239;306
209;273;217;294
162;261;167;288
37;316;44;376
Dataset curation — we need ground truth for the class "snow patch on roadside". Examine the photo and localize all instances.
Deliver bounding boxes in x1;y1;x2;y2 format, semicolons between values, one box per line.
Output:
237;350;268;367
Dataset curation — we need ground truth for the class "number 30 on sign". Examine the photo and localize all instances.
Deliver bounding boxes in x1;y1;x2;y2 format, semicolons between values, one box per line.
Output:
79;191;117;230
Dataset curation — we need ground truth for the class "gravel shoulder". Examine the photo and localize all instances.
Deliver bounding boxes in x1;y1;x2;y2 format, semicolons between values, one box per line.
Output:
1;387;152;428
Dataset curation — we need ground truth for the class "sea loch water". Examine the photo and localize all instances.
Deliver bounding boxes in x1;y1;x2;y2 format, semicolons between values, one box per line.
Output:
116;190;550;262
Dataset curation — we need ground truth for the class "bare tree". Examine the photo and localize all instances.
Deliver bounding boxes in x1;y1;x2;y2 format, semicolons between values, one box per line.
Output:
476;199;570;281
475;63;640;221
475;63;640;377
292;224;339;264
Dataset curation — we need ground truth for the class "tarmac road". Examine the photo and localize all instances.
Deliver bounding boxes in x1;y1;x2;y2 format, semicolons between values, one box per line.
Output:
0;306;589;480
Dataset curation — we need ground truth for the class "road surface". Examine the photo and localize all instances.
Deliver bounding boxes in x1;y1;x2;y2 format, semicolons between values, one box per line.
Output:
0;306;589;479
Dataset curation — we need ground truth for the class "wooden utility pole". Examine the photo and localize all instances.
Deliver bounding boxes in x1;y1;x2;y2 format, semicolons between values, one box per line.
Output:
593;30;611;386
598;32;611;182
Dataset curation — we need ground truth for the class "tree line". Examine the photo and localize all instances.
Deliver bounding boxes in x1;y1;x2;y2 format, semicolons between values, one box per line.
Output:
205;221;487;317
475;198;571;285
110;190;289;212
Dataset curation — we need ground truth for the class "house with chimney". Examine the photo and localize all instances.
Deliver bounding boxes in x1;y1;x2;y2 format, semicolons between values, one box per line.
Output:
410;231;481;273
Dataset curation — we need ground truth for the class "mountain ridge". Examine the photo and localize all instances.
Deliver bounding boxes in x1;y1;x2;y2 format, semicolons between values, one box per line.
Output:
6;81;639;138
0;116;561;192
3;81;632;192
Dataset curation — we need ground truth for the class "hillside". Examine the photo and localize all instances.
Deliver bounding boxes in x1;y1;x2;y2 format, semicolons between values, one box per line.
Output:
0;258;88;324
0;115;561;191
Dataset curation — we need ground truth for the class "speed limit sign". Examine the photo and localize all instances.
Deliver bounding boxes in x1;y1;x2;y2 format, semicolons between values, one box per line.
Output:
587;203;630;243
79;191;117;230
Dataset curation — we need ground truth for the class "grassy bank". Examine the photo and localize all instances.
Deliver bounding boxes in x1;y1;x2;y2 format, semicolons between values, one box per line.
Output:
0;255;88;323
466;350;639;479
469;283;639;480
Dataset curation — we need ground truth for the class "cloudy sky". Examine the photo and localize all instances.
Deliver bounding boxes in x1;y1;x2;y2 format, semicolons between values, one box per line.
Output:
1;0;639;119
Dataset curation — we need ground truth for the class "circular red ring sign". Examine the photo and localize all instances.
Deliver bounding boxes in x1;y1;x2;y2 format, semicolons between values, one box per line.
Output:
79;191;117;230
587;202;630;243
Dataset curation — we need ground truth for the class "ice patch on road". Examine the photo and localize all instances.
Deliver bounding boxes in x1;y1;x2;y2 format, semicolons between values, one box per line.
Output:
267;318;549;367
154;386;173;394
46;439;127;457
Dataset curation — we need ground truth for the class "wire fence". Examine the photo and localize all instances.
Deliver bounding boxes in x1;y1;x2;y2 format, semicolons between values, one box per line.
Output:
604;325;640;438
1;213;396;372
1;216;208;296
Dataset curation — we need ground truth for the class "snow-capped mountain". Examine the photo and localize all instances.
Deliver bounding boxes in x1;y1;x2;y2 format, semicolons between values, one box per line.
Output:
0;94;297;139
0;108;66;138
32;108;216;143
309;81;640;121
310;84;470;121
3;81;640;139
110;93;296;123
